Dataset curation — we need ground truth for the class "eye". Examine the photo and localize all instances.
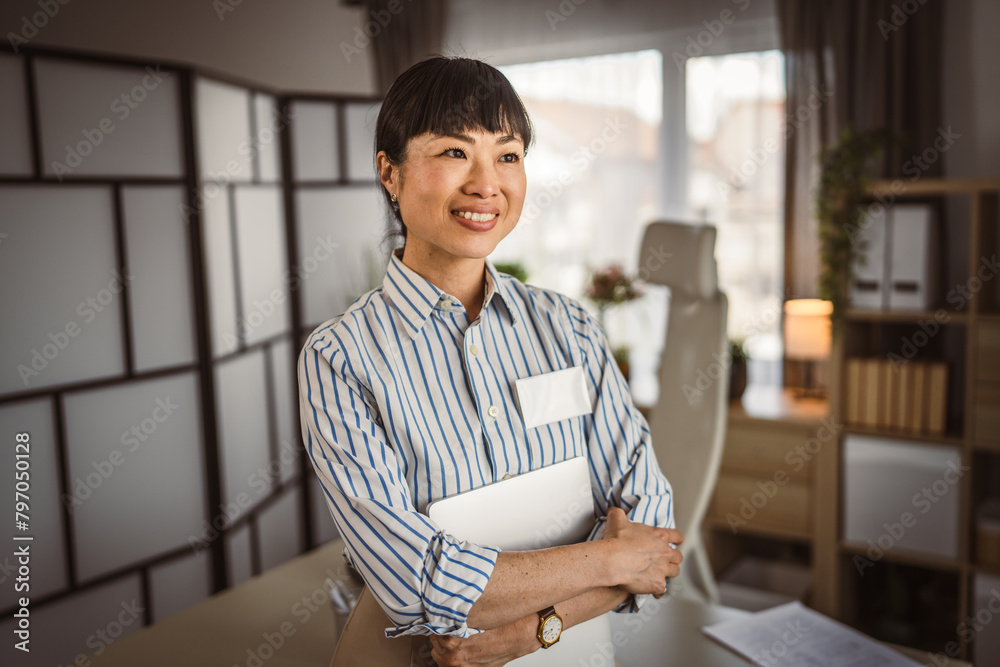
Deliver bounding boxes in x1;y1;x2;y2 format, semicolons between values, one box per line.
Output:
499;152;522;163
442;147;466;158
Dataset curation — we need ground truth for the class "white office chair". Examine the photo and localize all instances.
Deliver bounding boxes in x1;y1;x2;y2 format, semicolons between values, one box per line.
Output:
639;221;729;603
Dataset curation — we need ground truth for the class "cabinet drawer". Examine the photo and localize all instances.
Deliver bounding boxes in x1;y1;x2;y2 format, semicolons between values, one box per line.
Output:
975;381;1000;446
722;420;817;480
978;322;1000;383
709;471;811;536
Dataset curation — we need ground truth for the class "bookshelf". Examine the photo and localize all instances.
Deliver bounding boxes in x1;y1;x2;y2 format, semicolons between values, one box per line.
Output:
814;178;1000;662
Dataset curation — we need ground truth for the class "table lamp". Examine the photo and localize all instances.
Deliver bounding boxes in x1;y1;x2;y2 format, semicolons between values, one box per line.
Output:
783;299;832;398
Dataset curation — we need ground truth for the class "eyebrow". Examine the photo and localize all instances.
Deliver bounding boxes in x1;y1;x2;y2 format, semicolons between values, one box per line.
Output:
437;131;521;146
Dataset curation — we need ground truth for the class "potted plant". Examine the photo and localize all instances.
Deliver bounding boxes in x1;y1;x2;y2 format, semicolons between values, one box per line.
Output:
815;126;891;328
728;338;749;401
493;261;529;283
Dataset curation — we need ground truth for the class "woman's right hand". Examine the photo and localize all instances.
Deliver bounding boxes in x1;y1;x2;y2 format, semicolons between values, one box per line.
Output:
602;507;684;596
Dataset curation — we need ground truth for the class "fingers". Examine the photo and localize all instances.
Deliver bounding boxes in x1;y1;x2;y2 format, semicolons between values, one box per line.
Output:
605;506;628;528
660;528;685;545
430;637;463;667
431;636;461;649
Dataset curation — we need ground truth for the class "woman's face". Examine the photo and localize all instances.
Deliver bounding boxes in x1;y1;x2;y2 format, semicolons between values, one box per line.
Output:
378;129;527;266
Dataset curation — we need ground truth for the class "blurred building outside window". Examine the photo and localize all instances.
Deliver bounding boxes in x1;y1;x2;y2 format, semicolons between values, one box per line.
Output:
496;49;785;403
498;51;667;405
687;50;786;387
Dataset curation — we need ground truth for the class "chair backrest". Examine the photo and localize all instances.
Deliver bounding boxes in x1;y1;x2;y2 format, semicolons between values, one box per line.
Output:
639;221;729;542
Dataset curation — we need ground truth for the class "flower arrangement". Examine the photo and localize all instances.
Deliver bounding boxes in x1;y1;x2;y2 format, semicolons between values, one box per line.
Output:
584;264;643;311
585;264;644;380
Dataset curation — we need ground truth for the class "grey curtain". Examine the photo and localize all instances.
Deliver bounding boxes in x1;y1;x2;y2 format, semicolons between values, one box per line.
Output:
777;0;943;298
364;0;448;95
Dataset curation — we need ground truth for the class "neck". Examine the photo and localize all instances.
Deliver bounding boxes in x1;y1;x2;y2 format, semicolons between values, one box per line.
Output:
400;245;487;321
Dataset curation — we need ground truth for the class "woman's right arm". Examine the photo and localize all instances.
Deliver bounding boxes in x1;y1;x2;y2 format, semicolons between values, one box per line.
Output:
300;333;503;639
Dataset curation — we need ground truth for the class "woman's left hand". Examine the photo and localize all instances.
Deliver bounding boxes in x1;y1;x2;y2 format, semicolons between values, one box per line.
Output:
429;615;538;666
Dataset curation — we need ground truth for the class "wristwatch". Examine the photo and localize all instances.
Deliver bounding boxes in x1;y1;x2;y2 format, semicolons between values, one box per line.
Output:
536;606;563;649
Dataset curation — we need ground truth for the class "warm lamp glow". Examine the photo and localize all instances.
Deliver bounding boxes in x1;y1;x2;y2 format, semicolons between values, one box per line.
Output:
784;299;833;361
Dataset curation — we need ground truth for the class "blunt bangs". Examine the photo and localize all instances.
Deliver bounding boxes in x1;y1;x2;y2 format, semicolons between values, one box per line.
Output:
377;57;534;160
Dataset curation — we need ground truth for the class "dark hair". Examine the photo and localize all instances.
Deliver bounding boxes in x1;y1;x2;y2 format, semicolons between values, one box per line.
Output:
375;57;534;245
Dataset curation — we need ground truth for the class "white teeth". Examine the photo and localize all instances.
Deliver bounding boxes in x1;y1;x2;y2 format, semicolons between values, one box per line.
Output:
456;211;496;223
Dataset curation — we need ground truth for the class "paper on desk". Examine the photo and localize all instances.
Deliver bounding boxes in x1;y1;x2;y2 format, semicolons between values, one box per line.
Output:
702;601;923;667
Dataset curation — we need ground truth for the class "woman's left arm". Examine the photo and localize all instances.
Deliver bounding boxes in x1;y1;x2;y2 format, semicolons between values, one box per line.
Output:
566;293;676;616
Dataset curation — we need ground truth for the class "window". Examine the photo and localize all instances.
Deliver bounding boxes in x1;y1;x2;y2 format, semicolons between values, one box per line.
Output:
496;51;663;300
497;52;667;405
496;49;786;397
686;50;786;385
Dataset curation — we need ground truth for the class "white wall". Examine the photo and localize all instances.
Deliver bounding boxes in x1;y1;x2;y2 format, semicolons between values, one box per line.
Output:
446;0;777;66
0;0;376;94
445;0;779;221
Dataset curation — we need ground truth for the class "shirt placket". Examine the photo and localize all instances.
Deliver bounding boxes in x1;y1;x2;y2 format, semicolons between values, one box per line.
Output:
470;277;524;482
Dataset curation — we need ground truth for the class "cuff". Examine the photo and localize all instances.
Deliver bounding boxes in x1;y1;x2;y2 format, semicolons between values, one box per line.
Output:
586;516;607;542
385;533;500;638
614;592;653;614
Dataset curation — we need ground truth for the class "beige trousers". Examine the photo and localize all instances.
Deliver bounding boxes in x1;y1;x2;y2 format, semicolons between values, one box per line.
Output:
329;586;434;667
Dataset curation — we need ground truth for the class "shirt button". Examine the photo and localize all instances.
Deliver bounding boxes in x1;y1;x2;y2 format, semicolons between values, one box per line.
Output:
487;405;499;418
440;300;451;310
470;344;480;357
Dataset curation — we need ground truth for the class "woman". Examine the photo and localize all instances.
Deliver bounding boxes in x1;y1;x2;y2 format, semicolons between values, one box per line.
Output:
298;56;683;666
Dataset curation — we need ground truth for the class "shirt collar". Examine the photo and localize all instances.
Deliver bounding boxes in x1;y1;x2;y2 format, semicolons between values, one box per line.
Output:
381;248;519;339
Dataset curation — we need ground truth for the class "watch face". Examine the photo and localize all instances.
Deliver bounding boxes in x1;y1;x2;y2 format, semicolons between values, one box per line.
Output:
541;616;562;643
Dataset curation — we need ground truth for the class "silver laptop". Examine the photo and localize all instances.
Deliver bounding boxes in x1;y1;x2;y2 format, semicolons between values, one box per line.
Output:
427;456;616;666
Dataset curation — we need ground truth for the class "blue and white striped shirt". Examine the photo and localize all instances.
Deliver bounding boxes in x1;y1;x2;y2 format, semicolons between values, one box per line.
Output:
297;248;674;638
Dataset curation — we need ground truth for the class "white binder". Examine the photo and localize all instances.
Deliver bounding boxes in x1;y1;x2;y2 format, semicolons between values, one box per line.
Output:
427;456;616;666
850;206;888;310
887;205;935;310
850;204;936;311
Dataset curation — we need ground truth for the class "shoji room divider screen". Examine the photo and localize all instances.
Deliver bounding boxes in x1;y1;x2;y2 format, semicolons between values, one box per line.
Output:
0;45;383;665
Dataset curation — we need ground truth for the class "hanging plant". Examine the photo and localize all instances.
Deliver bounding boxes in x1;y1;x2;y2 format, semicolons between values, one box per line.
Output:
815;126;891;327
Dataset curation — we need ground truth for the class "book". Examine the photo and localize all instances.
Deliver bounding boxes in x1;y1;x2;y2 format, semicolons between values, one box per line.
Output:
910;363;926;432
860;360;880;428
897;363;913;430
926;362;948;434
846;359;863;425
885;361;901;430
876;360;892;428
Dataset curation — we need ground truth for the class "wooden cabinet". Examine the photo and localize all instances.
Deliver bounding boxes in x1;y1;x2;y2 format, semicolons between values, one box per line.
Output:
975;321;1000;450
704;386;828;588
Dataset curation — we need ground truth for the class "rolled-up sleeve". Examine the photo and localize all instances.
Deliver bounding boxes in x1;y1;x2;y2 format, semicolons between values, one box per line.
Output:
298;330;499;638
566;297;675;614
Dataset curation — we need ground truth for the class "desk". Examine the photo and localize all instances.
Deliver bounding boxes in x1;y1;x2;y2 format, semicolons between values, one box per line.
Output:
91;540;350;667
610;597;971;667
91;539;972;667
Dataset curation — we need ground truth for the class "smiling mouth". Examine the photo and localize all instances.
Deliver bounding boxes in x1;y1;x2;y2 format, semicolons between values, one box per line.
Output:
452;211;499;223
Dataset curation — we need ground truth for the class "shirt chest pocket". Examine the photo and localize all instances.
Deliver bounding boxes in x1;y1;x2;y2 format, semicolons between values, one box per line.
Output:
514;366;593;429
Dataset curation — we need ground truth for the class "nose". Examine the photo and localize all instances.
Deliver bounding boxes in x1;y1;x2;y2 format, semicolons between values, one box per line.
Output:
462;155;499;198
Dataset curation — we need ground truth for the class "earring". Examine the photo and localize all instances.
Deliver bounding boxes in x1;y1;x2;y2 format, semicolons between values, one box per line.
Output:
390;193;398;203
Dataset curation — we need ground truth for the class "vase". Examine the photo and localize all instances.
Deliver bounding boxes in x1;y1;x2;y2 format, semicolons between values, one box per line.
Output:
729;358;747;401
